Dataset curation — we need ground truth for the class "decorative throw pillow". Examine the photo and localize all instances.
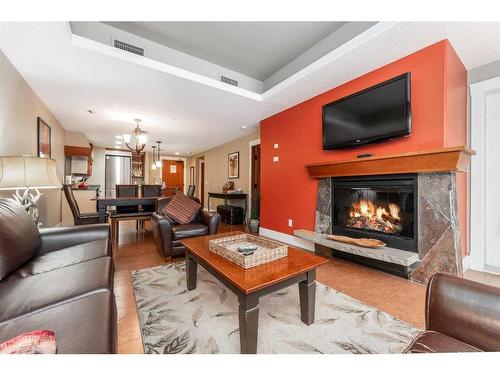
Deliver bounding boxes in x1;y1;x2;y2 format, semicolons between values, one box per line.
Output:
0;330;56;354
162;192;201;225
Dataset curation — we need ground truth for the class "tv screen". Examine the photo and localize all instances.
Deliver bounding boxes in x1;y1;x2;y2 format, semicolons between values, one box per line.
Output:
322;73;411;150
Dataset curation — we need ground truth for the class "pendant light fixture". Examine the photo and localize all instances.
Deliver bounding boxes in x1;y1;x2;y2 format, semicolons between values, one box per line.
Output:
124;119;148;155
155;141;162;168
151;145;157;170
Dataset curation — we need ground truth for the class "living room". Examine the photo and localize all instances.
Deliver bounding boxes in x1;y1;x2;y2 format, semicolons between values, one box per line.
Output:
1;1;500;374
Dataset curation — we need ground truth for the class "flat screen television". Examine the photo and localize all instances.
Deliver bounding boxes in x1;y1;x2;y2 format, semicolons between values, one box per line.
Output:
322;72;411;150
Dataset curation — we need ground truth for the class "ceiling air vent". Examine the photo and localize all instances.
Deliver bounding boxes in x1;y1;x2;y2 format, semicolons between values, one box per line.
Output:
220;75;238;87
113;39;144;56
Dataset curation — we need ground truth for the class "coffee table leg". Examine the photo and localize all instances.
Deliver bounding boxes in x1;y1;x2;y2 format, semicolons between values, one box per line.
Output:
238;294;259;354
299;270;316;325
186;254;197;290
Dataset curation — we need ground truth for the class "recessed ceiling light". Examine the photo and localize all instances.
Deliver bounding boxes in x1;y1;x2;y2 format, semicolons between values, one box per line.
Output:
187;151;191;154
114;145;120;148
86;109;95;114
115;140;122;145
115;135;123;139
241;125;248;130
174;152;180;155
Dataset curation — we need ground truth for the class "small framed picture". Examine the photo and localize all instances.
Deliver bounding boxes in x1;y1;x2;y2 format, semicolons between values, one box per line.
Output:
228;151;239;179
37;117;51;159
190;166;195;185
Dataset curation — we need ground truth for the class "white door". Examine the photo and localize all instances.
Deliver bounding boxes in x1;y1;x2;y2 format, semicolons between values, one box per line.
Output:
470;76;500;273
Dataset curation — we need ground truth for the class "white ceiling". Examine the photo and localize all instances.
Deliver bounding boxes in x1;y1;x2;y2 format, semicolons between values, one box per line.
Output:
0;22;499;156
104;22;346;81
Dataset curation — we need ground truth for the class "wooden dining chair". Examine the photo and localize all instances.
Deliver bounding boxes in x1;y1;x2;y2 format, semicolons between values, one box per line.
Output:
111;184;146;242
115;184;139;213
140;184;161;212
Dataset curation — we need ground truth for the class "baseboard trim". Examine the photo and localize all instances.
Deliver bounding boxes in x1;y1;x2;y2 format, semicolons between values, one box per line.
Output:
462;255;470;272
258;227;314;252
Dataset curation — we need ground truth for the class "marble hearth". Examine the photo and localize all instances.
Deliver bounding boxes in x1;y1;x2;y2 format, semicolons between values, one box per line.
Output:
296;147;474;284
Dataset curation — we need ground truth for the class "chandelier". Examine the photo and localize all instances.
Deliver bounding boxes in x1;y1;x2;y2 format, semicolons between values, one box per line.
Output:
123;119;148;155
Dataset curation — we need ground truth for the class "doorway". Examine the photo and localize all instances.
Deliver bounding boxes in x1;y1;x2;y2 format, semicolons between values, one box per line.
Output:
199;160;205;208
162;159;184;195
249;140;261;219
470;76;500;273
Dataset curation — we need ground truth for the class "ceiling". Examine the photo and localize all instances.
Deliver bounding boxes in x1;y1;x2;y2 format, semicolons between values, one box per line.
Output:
0;22;499;156
104;22;346;81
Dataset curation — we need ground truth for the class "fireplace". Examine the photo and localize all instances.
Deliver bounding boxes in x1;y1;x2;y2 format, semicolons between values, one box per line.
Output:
332;174;418;252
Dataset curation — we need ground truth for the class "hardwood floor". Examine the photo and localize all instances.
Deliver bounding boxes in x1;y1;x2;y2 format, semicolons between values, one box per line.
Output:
113;221;426;354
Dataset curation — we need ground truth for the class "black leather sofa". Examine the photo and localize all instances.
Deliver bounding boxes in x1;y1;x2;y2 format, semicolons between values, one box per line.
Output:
152;197;220;258
0;198;116;353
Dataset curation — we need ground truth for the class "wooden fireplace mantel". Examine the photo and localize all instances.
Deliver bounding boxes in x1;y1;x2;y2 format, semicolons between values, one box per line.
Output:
305;146;475;179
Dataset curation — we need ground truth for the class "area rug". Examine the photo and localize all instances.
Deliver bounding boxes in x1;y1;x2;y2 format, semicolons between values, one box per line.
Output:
131;262;421;354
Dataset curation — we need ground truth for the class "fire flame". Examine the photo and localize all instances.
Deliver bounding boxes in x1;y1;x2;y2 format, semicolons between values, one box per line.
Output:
348;198;402;234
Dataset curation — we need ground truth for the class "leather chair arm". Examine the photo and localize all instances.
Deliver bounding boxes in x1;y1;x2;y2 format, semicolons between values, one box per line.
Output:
200;211;221;235
38;224;111;256
156;197;171;213
426;273;500;351
152;212;174;257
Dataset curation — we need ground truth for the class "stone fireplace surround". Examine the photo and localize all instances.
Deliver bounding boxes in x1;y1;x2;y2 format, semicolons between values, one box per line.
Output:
294;147;474;284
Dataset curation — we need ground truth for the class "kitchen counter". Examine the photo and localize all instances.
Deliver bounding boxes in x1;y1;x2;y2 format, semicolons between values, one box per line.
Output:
70;184;100;190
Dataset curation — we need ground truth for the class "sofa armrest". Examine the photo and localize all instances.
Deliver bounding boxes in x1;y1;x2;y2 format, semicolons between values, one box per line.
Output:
156;197;171;213
152;212;174;257
38;224;111;256
426;273;500;351
200;211;221;235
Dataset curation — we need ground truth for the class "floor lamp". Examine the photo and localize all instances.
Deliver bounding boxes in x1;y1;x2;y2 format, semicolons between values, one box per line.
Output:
0;156;61;226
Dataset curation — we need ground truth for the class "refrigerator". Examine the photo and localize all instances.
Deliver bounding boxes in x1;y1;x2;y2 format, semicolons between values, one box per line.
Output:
105;155;132;197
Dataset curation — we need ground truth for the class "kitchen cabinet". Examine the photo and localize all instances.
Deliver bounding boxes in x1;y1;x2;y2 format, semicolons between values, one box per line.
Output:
65;145;94;176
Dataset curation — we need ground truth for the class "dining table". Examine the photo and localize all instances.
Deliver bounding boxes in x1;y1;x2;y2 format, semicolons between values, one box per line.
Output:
94;197;159;223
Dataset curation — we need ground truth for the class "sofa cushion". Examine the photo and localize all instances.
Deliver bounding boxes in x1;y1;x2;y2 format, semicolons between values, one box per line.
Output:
404;331;481;353
0;199;40;281
0;291;116;354
162;192;201;225
4;239;110;282
0;257;113;323
172;223;209;240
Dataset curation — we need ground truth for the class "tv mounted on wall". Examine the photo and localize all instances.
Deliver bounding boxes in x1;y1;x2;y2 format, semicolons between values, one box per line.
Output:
322;73;411;150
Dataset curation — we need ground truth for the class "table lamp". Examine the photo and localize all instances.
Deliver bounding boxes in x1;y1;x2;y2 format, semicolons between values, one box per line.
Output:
0;156;62;226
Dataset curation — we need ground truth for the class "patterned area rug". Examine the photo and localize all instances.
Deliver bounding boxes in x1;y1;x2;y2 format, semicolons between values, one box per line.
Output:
131;262;421;354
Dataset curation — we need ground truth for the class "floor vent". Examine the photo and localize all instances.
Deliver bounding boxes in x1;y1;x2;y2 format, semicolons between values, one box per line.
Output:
220;75;238;87
113;39;144;56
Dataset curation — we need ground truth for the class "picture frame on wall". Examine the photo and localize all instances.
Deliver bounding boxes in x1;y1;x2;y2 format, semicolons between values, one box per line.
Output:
37;117;51;159
228;151;239;179
190;166;195;185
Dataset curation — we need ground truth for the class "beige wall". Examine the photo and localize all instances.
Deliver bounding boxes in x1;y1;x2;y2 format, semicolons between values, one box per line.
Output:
187;129;260;212
0;50;65;227
65;130;90;147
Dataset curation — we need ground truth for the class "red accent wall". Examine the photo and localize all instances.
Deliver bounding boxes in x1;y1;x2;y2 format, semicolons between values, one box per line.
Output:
260;40;469;255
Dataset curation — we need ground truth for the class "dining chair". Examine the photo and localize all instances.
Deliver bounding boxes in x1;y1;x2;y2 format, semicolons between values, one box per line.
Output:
187;185;196;197
140;184;161;212
111;184;144;241
63;185;105;225
115;184;139;213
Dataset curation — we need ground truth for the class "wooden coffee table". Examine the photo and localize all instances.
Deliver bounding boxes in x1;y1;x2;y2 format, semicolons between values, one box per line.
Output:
180;231;328;354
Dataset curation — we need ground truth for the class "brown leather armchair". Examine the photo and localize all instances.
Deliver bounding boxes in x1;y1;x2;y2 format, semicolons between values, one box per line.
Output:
152;197;220;258
404;273;500;353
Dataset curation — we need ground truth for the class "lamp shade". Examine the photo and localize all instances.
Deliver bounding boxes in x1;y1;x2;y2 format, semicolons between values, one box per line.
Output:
0;156;61;190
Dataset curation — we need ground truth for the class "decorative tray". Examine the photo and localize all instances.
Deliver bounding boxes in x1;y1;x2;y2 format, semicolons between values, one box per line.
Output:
208;233;288;269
